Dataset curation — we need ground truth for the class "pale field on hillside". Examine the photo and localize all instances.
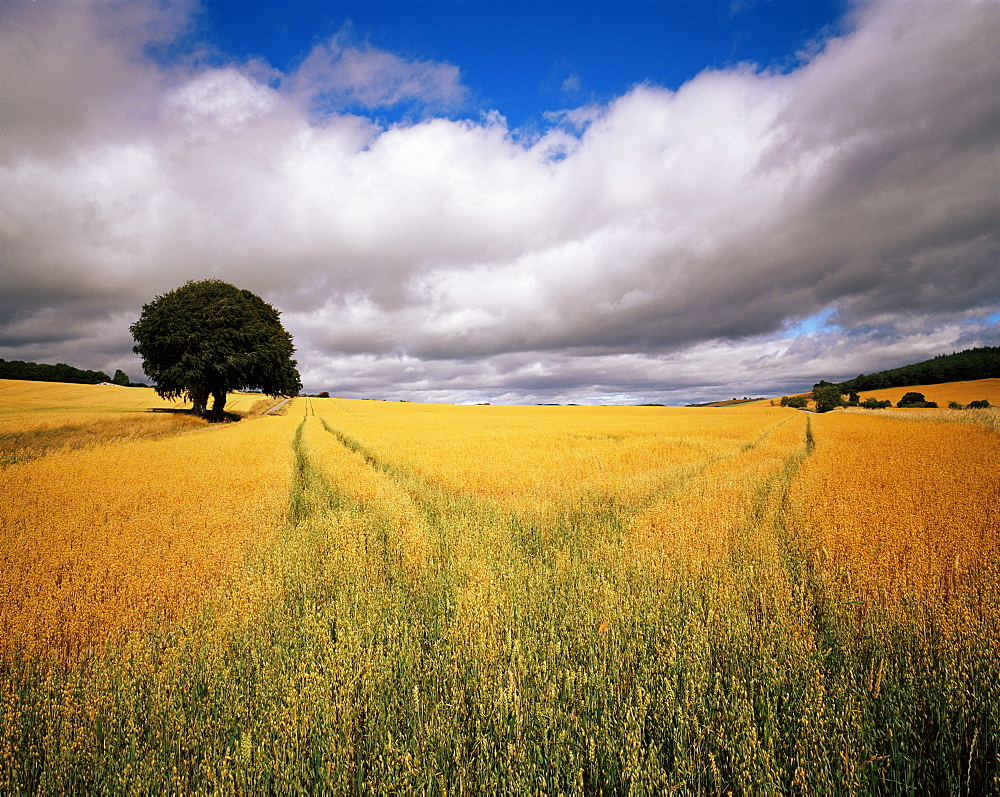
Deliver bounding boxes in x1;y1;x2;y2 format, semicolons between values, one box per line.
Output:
1;389;997;793
853;377;1000;406
0;379;276;420
0;379;286;465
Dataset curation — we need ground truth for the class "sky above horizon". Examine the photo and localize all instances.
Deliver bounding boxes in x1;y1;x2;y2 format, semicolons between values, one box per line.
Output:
1;0;998;405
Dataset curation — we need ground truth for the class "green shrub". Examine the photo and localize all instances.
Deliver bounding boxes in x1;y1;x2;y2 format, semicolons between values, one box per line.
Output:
813;384;846;413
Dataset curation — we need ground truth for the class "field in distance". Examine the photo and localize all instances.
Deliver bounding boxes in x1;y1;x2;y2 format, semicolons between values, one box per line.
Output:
0;379;284;466
849;376;1000;407
1;383;997;793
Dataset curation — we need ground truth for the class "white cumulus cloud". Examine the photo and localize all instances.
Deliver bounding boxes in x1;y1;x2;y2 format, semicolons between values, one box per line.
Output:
0;0;998;403
284;30;468;114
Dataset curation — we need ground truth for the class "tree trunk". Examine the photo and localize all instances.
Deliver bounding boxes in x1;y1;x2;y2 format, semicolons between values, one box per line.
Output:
211;389;227;420
190;385;209;417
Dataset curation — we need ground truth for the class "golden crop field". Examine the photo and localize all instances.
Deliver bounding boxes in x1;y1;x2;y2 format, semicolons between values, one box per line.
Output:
0;379;276;417
854;377;1000;407
1;386;997;793
0;380;286;466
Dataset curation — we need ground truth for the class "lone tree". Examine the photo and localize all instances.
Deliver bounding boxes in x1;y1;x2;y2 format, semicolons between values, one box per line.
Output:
812;383;845;413
131;279;301;418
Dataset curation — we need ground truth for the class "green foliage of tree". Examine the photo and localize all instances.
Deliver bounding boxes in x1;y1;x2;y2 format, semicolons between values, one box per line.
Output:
969;399;992;409
893;391;939;408
112;369;130;386
812;383;845;413
833;347;1000;394
131;280;302;418
0;358;110;384
780;395;808;409
860;397;892;409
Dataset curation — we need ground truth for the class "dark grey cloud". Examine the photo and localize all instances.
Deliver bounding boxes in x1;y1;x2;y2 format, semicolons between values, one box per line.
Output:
0;0;189;158
292;312;1000;406
1;0;997;403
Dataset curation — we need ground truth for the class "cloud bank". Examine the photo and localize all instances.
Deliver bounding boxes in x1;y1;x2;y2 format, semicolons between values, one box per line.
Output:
1;0;998;403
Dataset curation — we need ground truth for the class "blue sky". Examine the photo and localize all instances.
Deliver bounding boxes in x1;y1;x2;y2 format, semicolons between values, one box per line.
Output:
0;0;997;404
201;0;848;127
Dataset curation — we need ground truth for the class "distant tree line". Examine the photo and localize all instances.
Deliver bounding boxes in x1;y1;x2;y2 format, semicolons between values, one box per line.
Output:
0;358;111;385
815;346;1000;395
0;359;146;387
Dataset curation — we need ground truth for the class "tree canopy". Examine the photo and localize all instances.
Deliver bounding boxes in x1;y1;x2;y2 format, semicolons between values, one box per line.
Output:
131;280;301;418
812;383;845;413
816;346;1000;395
779;395;808;409
0;358;110;384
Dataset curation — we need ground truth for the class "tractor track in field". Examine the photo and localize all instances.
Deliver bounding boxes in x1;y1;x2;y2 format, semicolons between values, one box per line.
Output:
306;412;816;561
263;398;292;415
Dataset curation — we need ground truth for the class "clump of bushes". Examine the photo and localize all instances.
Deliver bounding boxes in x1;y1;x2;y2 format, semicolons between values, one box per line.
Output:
812;383;846;413
946;399;991;409
860;397;892;409
779;396;809;409
897;392;938;408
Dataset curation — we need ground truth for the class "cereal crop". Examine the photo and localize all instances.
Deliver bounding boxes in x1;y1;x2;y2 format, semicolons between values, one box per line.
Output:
1;391;996;793
855;376;1000;408
0;413;298;661
0;380;287;465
